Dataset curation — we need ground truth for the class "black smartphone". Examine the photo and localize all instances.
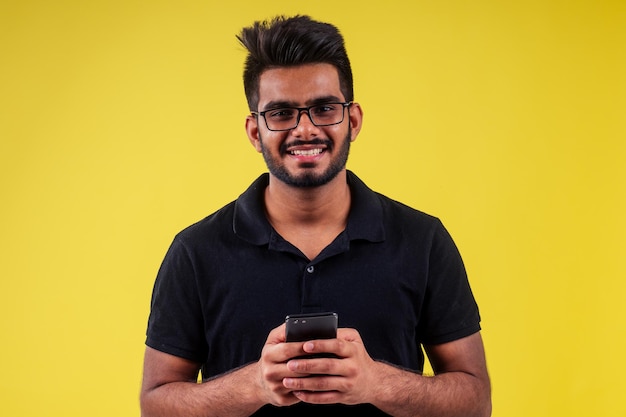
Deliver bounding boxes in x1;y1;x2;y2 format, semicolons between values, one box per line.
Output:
285;312;338;342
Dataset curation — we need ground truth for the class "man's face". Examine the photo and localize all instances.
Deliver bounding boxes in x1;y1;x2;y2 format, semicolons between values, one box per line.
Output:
246;63;362;188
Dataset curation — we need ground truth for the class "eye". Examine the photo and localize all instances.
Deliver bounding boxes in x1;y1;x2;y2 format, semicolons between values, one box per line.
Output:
312;104;338;113
267;108;297;120
311;103;339;119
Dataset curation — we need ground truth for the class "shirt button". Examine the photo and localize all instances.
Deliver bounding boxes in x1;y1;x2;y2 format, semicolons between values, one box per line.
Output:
306;265;315;273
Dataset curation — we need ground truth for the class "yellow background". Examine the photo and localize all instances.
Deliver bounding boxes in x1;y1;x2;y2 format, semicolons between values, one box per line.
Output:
1;1;624;416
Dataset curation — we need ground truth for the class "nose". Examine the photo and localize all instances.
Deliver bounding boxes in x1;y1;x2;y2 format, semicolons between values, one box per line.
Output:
292;109;319;135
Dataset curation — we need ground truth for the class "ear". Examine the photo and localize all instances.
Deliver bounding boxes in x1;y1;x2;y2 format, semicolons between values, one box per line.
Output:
245;115;263;153
348;102;363;142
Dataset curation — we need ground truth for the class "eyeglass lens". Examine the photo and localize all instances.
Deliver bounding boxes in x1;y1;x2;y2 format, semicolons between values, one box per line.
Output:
264;103;346;131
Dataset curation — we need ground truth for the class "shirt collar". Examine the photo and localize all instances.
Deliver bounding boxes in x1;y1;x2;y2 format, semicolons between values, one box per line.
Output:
233;170;385;246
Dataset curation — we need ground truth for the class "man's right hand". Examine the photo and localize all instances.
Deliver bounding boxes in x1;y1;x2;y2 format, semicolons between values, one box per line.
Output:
256;323;305;407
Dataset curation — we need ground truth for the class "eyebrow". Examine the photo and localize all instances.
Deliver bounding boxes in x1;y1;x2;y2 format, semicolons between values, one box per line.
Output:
261;95;344;111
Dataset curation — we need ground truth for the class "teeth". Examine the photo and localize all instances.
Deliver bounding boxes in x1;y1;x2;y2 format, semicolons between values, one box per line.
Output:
290;148;323;156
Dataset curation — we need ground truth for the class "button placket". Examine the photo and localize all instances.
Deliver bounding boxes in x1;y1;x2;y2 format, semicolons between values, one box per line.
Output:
301;262;321;312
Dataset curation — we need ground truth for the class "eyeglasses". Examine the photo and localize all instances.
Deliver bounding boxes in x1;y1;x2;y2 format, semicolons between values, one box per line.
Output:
252;102;352;131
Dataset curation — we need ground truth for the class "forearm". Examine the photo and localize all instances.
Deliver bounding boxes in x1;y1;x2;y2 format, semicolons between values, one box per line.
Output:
371;361;491;417
140;362;265;417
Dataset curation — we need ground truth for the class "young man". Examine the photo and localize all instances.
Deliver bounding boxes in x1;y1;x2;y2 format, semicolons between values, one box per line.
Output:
141;15;491;417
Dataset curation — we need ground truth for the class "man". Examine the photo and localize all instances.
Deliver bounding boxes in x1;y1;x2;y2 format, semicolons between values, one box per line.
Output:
140;15;491;417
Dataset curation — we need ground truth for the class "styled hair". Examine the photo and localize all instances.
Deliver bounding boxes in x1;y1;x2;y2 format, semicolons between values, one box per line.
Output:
237;15;354;111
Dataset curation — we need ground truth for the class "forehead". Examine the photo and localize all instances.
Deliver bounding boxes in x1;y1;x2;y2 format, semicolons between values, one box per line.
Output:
257;63;344;108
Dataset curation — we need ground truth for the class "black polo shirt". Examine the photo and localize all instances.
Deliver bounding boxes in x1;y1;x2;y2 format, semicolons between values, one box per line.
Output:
146;171;480;415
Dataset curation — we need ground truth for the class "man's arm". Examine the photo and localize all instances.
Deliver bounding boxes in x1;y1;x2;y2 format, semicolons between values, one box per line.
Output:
139;347;263;417
140;324;308;417
376;332;491;417
283;330;491;417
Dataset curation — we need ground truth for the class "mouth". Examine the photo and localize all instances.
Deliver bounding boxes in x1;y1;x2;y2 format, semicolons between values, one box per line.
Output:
283;139;331;158
289;148;324;157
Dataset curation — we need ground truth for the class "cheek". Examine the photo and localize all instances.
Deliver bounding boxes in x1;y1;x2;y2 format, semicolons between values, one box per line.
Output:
258;131;289;154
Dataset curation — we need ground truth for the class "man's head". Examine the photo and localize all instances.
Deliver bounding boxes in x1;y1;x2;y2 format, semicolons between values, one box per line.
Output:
237;15;354;112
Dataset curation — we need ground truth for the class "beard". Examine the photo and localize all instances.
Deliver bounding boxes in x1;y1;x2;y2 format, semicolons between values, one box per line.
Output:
259;130;352;188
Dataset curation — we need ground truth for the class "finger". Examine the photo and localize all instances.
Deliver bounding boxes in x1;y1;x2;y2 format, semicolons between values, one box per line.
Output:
301;339;348;359
264;324;304;363
283;374;348;395
264;343;310;367
299;328;363;356
264;340;314;369
265;323;287;344
287;357;339;376
336;327;362;342
292;389;342;405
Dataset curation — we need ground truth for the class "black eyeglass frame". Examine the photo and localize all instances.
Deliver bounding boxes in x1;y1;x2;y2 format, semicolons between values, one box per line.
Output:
252;101;353;131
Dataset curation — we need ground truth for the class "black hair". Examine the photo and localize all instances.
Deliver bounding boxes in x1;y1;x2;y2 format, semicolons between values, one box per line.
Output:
237;15;354;111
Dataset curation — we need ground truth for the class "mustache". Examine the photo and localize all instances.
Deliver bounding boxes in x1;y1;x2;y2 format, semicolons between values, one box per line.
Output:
280;138;333;153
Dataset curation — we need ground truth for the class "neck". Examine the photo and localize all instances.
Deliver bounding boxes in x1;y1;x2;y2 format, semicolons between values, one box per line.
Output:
265;170;350;224
263;170;351;259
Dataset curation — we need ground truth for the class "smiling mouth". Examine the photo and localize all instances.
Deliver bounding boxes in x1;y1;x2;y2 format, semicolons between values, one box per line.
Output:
284;139;332;157
289;148;324;156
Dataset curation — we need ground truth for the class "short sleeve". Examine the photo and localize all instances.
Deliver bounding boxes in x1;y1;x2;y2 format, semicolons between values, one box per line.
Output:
145;236;208;362
418;220;481;345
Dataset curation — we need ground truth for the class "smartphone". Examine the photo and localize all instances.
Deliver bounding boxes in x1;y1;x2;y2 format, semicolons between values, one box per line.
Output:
285;312;338;342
